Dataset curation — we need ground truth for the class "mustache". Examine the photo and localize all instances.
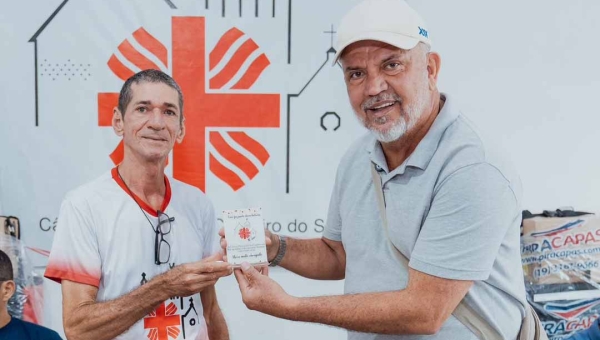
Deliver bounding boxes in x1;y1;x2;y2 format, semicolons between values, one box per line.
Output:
361;93;403;111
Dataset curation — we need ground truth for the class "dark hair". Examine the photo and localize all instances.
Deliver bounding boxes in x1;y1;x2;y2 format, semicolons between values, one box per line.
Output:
0;249;13;281
118;69;184;121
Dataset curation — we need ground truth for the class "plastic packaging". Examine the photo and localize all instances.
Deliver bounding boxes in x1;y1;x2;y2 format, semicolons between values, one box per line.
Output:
0;234;44;324
522;211;600;339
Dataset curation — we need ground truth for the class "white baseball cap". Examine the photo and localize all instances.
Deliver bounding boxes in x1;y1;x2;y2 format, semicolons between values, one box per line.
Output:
333;0;432;65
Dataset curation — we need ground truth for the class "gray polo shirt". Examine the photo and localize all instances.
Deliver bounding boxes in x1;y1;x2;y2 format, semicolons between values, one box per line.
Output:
324;94;527;340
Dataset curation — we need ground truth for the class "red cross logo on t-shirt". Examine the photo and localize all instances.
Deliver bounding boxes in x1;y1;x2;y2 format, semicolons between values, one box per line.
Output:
144;302;181;340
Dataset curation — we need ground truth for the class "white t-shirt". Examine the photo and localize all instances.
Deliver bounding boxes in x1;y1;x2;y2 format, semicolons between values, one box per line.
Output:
45;168;221;340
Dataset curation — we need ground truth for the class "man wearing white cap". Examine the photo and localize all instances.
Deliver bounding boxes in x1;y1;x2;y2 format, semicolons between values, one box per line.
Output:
227;0;528;339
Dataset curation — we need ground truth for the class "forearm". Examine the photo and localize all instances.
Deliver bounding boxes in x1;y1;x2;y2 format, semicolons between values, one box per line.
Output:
206;306;229;340
278;238;345;280
278;291;438;335
201;286;229;340
64;279;168;340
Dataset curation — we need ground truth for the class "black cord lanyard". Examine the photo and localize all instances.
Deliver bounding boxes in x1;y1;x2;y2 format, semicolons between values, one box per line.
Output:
116;167;159;234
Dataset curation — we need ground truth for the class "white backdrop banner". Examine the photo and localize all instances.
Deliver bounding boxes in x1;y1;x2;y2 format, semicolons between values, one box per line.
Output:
2;0;366;338
4;0;370;265
3;0;600;339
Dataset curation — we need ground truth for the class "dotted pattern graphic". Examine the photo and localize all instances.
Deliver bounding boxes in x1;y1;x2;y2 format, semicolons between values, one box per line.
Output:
39;59;92;81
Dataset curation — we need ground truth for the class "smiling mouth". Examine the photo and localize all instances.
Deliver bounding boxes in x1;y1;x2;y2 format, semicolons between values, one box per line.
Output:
142;137;167;142
366;101;398;116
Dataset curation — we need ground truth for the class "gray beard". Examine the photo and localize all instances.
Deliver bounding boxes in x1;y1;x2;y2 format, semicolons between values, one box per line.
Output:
357;71;431;143
359;95;427;143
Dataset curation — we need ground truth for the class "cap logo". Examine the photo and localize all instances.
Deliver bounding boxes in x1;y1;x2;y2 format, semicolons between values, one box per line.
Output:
418;26;428;38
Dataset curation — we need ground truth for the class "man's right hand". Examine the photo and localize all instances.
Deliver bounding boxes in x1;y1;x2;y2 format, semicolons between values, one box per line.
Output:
159;253;232;298
219;227;277;262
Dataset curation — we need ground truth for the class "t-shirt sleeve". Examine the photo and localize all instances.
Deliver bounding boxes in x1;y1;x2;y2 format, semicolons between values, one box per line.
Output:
39;326;63;340
50;329;64;340
202;199;221;259
44;196;101;288
22;320;64;340
323;169;343;242
409;163;519;281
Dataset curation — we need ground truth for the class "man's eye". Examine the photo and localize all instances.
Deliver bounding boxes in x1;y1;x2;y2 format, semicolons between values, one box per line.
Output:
137;107;147;113
385;62;400;70
165;110;176;116
350;71;363;79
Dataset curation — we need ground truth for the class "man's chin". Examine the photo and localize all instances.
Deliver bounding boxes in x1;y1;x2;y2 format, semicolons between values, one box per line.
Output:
138;150;170;163
368;127;405;143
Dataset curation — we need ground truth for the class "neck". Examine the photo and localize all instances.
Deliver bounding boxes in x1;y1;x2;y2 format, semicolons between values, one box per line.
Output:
0;307;11;328
381;91;443;171
118;153;167;209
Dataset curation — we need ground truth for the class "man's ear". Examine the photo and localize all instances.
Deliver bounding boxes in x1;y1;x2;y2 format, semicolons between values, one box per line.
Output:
113;108;124;137
0;281;15;303
426;52;441;91
176;118;186;144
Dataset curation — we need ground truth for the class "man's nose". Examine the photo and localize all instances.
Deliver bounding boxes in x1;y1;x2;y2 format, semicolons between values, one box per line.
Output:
364;73;388;97
147;108;166;129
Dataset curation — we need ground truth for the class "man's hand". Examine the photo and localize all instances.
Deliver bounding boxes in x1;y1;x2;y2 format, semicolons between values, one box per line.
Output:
219;227;276;262
160;253;233;298
60;253;232;340
234;262;296;316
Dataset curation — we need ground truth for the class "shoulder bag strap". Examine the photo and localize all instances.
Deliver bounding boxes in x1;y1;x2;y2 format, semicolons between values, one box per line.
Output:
371;163;504;340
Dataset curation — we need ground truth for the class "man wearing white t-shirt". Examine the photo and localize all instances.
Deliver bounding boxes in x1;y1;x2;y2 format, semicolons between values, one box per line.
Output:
45;69;232;340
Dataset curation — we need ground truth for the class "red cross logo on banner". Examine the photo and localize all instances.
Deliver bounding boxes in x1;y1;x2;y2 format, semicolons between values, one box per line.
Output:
144;302;181;340
98;17;280;192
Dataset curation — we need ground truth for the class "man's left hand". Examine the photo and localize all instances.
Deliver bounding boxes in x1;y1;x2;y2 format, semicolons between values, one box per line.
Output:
234;262;296;316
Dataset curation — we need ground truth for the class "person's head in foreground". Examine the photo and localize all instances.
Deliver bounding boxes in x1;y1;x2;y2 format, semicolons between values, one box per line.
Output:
0;249;62;339
0;249;15;319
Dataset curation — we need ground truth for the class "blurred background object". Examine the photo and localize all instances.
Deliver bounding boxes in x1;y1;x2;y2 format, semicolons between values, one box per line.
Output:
0;232;44;324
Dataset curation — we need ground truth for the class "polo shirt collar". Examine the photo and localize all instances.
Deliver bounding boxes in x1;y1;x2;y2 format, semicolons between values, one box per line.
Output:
366;93;459;174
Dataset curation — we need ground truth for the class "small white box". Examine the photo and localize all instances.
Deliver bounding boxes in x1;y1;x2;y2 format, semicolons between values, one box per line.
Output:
222;207;268;267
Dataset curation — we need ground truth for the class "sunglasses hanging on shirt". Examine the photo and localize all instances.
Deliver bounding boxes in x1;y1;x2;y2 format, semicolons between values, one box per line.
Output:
116;168;175;265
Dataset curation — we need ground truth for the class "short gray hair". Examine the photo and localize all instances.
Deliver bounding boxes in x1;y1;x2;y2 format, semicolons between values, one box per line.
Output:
414;42;431;57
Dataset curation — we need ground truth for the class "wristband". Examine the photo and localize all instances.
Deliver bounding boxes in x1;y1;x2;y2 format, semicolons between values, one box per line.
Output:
268;235;287;267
